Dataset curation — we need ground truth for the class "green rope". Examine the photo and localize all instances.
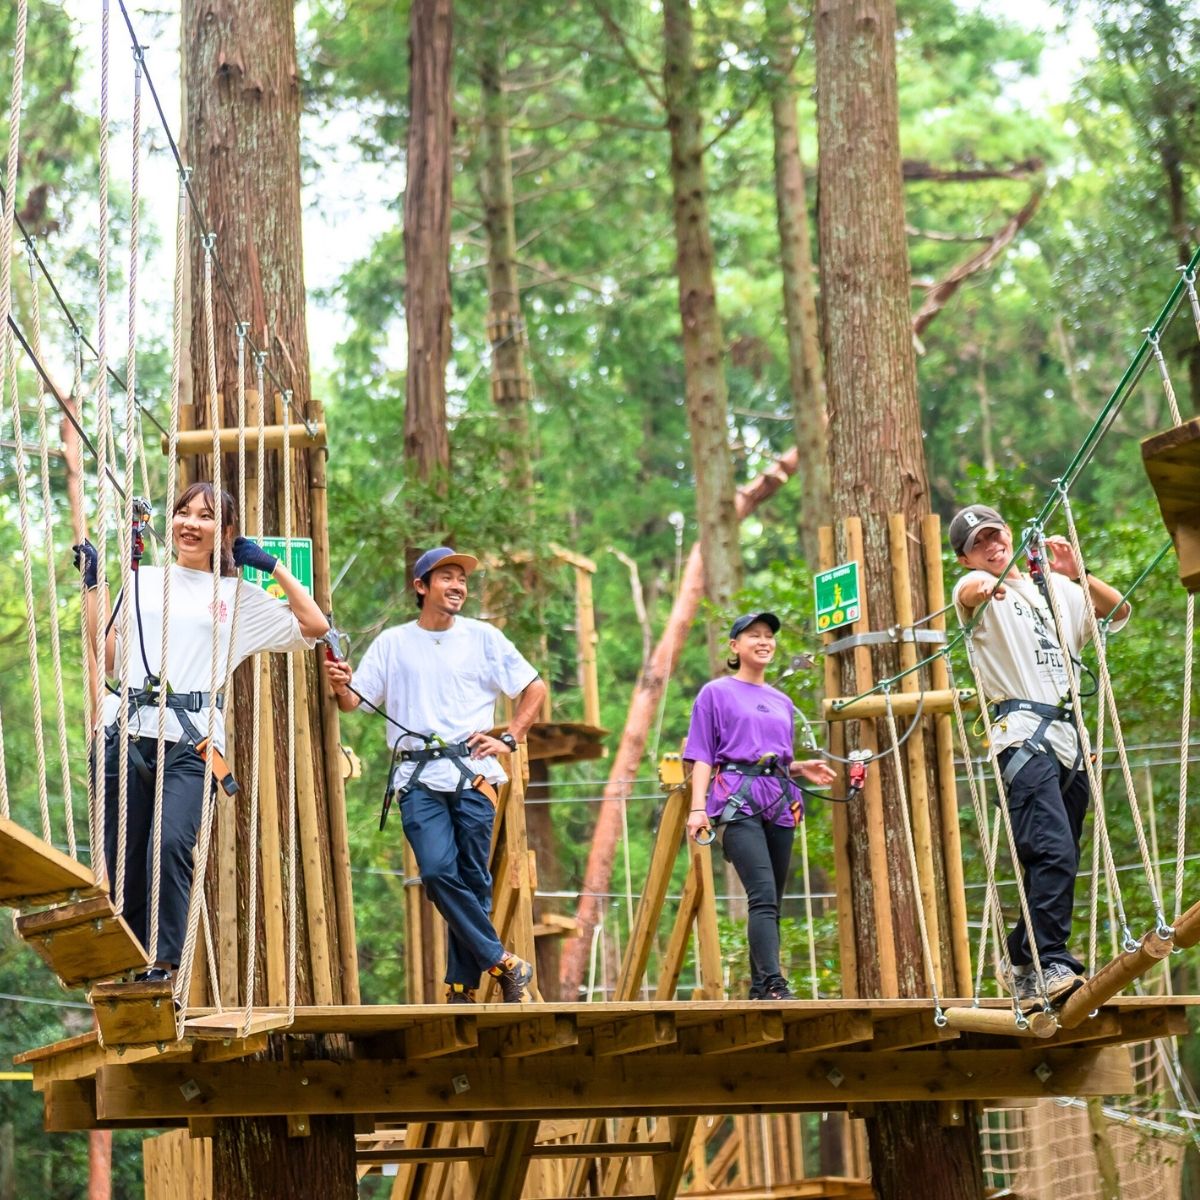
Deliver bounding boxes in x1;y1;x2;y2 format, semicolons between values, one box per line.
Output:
826;248;1200;710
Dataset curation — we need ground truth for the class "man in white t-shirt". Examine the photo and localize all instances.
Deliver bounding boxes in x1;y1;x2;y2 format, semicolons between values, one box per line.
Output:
325;547;547;1004
951;504;1130;1001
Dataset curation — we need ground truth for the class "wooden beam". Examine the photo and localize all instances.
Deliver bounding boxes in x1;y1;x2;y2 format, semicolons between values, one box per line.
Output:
941;1006;1057;1039
475;1120;539;1200
16;894;149;986
89;979;178;1046
870;1011;960;1052
0;816;100;907
785;1012;874;1053
92;1048;1134;1124
679;1012;784;1055
163;422;326;457
497;1015;578;1059
43;1078;185;1133
404;1016;479;1060
1058;931;1173;1028
1141;416;1200;590
591;1013;677;1057
823;688;977;721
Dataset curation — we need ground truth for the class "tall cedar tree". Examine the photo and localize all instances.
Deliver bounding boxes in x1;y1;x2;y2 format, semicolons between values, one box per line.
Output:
815;0;984;1194
182;0;356;1190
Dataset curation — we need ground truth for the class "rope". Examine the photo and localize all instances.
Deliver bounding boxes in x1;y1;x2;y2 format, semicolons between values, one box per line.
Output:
26;246;76;856
0;0;54;846
283;394;299;1021
1087;685;1108;973
147;173;188;964
798;815;819;999
881;690;943;1020
172;236;222;1019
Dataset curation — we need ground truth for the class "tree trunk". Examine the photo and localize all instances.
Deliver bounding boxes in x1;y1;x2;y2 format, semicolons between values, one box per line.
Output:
814;0;982;1195
404;0;453;482
768;13;829;566
212;1116;356;1200
183;0;356;1184
661;0;742;667
480;32;534;499
86;1130;111;1200
560;449;800;997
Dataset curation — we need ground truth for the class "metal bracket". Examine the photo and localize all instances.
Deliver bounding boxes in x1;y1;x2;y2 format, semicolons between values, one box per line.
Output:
824;628;947;656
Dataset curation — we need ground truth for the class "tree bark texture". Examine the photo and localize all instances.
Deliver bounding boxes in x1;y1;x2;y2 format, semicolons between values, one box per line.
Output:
480;34;534;501
183;1;357;1188
87;1130;111;1200
815;0;981;1194
769;44;829;566
661;0;743;645
404;0;453;481
560;449;799;996
212;1116;356;1200
184;0;350;1011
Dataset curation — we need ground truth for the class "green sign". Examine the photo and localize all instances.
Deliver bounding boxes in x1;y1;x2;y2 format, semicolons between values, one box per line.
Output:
813;560;861;632
242;537;313;599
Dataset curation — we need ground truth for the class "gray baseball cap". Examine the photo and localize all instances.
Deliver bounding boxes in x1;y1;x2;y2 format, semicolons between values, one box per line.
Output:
949;505;1007;556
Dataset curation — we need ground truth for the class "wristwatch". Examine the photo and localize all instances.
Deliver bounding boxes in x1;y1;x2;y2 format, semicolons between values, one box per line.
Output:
498;732;518;751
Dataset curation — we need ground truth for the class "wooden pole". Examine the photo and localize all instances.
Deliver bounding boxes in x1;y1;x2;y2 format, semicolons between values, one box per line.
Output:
845;517;899;997
575;565;601;729
941;1006;1057;1038
820;524;858;998
888;513;942;993
163;422;326;457
1058;930;1173;1028
824;689;976;721
922;513;973;996
309;400;359;1003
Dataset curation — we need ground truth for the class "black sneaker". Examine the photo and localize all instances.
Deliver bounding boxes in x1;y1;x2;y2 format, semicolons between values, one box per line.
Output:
488;953;534;1003
134;966;173;985
759;976;796;1001
446;984;476;1004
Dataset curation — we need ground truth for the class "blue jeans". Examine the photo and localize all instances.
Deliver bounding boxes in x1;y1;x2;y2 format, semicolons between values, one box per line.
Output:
399;784;506;986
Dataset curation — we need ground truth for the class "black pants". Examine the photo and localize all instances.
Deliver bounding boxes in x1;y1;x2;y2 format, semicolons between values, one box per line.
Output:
101;730;208;967
998;745;1089;973
722;816;795;994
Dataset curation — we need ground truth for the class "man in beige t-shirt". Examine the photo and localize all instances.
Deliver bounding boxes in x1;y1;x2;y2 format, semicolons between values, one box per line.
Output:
951;504;1130;1000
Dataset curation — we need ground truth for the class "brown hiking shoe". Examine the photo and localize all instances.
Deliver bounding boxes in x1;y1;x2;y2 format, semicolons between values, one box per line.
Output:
446;983;476;1004
488;953;534;1003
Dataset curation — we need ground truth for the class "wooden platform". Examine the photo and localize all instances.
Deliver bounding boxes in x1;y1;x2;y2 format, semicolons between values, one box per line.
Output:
16;895;149;987
90;978;179;1046
0;816;100;907
1142;416;1200;591
16;996;1191;1133
519;720;608;765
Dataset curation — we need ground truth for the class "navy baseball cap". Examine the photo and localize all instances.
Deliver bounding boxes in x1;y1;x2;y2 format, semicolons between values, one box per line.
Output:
412;547;479;580
730;611;781;639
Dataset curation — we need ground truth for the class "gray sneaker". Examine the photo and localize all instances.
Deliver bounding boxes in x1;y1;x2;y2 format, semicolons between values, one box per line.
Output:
1003;963;1037;1001
1039;961;1083;1003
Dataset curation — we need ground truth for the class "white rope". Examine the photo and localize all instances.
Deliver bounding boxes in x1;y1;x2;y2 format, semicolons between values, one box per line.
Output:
1087;689;1107;973
147;174;188;964
173;237;222;1021
797;815;819;999
957;633;1055;1006
1147;315;1195;924
1042;512;1166;932
0;0;54;846
283;392;299;1021
25;248;77;856
882;689;942;1016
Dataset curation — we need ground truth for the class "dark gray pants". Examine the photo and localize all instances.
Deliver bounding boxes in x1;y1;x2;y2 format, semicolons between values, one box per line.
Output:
722;816;795;995
998;746;1089;973
101;730;208;967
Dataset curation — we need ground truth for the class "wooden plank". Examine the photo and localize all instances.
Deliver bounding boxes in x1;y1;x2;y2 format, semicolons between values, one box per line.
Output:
43;1078;185;1133
785;1012;874;1054
652;1116;696;1200
184;1009;291;1040
497;1015;578;1058
475;1120;539;1200
692;843;724;1000
823;688;977;721
591;1013;677;1057
821;524;858;998
921;513;973;997
679;1012;784;1055
255;636;287;1007
16;894;149;986
164;422;326;457
216;782;239;1008
91;1049;1135;1123
888;513;943;993
1142;418;1200;589
574;566;602;729
403;1016;479;1060
844;516;899;998
870;1011;960;1052
0;816;100;907
652;814;701;1003
90;979;179;1046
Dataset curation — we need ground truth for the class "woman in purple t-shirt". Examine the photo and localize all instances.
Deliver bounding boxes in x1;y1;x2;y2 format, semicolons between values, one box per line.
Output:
683;612;835;1000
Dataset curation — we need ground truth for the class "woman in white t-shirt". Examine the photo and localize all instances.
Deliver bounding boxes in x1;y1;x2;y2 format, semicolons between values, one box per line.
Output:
77;481;328;982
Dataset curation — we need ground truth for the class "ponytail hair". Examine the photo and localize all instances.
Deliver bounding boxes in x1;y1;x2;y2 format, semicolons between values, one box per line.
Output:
725;654;740;671
174;481;237;577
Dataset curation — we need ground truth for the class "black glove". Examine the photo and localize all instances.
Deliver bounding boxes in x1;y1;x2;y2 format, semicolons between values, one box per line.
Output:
232;536;278;574
72;539;99;588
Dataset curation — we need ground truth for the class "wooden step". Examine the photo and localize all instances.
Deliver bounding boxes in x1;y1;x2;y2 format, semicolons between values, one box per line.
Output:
16;895;149;987
90;978;179;1046
185;1009;291;1040
1142;416;1200;591
0;816;100;907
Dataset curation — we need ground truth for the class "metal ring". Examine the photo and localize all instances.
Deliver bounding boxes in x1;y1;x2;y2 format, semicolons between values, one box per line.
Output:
933;1009;948;1029
694;826;716;847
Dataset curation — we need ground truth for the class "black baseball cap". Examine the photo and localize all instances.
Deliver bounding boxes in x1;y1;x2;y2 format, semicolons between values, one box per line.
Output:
949;505;1007;556
729;611;781;639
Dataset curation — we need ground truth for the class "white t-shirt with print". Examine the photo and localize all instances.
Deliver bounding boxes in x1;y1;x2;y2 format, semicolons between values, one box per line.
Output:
953;571;1128;768
352;616;539;792
105;564;316;753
